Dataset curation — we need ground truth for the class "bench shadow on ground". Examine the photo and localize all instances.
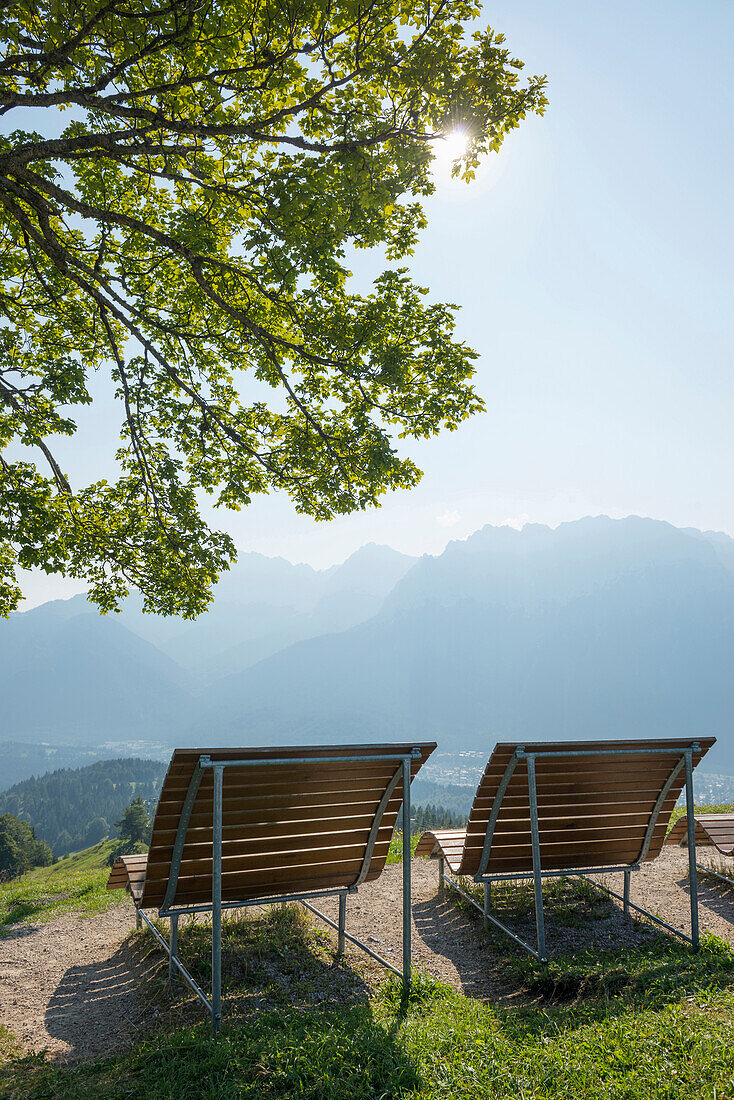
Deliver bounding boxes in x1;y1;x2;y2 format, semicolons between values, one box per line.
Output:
411;876;696;1004
43;906;412;1066
413;869;734;1032
34;913;421;1094
693;867;734;924
411;888;512;1001
44;934;158;1060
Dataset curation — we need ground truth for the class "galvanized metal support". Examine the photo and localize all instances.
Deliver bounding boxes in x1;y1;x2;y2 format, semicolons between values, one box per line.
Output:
212;764;223;1035
169;913;179;983
442;872;543;958
685;748;700;949
583;874;695;943
484;881;492;920
302;900;402;977
163;885;356;919
695;862;734;889
476;749;523;877
438;854;445;893
637;754;689;864
135;908;142;931
353;763;405;887
402;754;412;992
137;907;212;1013
337;894;346;955
623;870;631;917
160;760;205;914
527;755;547;962
442;861;700;959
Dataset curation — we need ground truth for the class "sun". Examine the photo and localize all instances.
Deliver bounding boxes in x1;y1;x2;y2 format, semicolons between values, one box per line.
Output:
432;129;470;178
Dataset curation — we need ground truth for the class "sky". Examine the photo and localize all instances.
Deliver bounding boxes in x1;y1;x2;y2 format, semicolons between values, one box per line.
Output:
16;0;734;605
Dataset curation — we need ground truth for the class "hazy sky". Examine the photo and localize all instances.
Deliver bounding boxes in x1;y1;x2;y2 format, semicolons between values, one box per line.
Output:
17;0;734;605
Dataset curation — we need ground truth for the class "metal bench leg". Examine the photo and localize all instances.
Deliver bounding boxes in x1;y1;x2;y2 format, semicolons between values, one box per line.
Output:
685;748;700;949
169;913;179;983
337;894;346;956
623;870;631;918
527;756;547;962
212;764;223;1034
484;881;491;923
438;854;445;893
135;908;142;931
402;755;412;992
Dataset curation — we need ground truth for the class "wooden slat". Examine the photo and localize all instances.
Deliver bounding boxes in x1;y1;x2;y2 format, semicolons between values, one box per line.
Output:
152;780;402;819
151;789;402;830
143;839;393;884
158;763;403;799
165;741;424;765
420;829;656;866
142;869;383;907
152;813;395;848
144;834;392;879
147;824;393;866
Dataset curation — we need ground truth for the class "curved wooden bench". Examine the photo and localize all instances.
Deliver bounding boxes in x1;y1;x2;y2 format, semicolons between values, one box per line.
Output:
108;740;435;1029
666;813;734;856
416;736;714;960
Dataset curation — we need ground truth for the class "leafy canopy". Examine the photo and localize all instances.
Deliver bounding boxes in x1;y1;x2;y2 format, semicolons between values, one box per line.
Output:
0;0;546;616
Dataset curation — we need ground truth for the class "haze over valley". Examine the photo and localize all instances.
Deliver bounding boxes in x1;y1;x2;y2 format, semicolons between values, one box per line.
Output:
2;515;733;786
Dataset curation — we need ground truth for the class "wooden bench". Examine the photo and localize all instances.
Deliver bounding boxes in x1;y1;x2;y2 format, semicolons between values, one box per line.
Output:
667;813;734;855
108;741;435;1029
666;811;734;891
415;737;714;960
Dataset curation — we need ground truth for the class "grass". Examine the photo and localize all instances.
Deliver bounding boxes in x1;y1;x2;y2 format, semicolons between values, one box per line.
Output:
454;874;613;929
0;1027;20;1064
386;831;421;865
0;840;121;933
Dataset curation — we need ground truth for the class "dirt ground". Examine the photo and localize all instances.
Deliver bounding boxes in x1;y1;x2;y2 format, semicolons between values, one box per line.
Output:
2;848;734;1063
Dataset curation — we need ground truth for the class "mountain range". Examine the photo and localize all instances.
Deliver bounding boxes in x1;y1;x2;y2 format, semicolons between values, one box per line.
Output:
2;516;733;781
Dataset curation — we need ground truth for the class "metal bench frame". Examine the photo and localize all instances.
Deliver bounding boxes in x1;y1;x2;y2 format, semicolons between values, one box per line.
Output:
436;742;701;962
133;748;419;1032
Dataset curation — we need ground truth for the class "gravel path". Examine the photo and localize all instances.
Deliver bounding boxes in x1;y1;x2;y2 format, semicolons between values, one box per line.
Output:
2;848;734;1062
0;907;158;1062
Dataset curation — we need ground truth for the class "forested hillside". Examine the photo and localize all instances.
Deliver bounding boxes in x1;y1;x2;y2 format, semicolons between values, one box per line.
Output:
0;759;165;857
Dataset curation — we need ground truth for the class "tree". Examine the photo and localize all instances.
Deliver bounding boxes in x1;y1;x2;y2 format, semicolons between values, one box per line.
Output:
0;1;546;617
115;797;150;845
0;812;52;878
53;828;72;857
83;816;108;846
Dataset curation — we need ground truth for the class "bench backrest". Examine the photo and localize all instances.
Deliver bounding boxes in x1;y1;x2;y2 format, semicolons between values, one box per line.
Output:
139;742;436;910
458;737;714;876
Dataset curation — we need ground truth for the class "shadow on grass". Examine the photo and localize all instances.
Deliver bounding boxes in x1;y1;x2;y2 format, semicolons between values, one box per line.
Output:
495;933;734;1036
425;871;734;1027
0;904;425;1098
1;899;44;928
158;904;377;1019
6;1000;421;1100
